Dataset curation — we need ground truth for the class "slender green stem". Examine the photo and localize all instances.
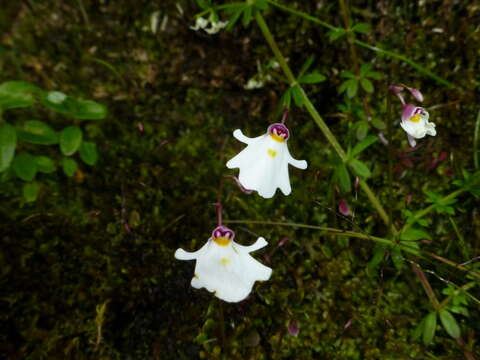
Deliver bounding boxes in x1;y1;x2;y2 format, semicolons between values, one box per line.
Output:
358;179;393;232
401;189;466;233
74;0;90;29
266;0;454;88
254;12;296;84
474;109;480;170
256;11;394;230
226;219;480;280
227;219;407;251
449;216;469;260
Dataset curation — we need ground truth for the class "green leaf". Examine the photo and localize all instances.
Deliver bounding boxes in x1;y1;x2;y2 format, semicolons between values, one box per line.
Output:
17;120;58;145
371;118;386;130
12;153;37;181
41;92;107;120
23;182;39;202
0;81;41;110
359;63;372;76
61;157;78;177
60;126;83;156
291;85;303;107
73;99;107;120
298;72;326;84
367;71;383;80
254;0;268;10
439;309;460;339
352;135;378;157
242;5;252;27
225;7;244;31
349;158;371;178
281;88;292;108
35;156;56;173
356;120;369;140
327;28;347;42
400;228;431;241
336;163;351;193
360;78;374;93
367;245;386;275
346;79;358;98
340;70;355;79
423;312;437;345
391;247;404;271
0;123;17;172
352;22;371;34
412;318;425;341
79;141;98;166
195;0;211;10
298;55;315;77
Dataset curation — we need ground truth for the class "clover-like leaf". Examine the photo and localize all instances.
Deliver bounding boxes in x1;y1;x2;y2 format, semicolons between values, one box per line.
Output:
12;153;37;181
60;126;83;156
17;120;58;145
61;157;78;177
79;141;98;166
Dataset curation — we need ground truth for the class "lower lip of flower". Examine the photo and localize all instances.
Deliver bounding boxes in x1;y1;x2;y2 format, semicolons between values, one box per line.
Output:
213;237;231;246
270;133;285;142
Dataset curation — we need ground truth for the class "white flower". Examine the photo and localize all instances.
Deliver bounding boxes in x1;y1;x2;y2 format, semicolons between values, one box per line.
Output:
226;123;307;198
400;104;436;147
244;77;264;90
204;20;228;34
190;16;227;35
190;16;209;31
175;226;272;303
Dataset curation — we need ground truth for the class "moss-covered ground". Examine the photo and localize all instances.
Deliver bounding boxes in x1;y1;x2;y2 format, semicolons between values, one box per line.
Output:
1;0;479;359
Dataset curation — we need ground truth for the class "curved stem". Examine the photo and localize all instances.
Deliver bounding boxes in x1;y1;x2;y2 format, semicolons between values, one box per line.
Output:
256;11;394;231
225;219;480;280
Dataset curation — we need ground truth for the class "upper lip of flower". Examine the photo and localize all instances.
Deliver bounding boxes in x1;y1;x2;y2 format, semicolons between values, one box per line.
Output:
211;225;235;240
267;123;290;140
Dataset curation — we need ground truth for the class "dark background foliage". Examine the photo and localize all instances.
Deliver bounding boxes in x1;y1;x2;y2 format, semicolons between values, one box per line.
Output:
1;0;479;359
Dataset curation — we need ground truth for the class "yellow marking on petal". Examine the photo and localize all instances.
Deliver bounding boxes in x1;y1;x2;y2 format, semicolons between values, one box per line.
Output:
409;114;421;123
220;257;230;265
193;274;199;279
267;149;277;158
213;237;230;246
270;133;285;142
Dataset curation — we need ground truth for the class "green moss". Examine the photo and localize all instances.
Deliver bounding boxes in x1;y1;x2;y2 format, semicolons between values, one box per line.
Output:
1;0;479;359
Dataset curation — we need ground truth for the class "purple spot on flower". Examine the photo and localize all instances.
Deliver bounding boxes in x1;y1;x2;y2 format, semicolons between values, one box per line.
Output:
267;123;290;140
212;225;235;240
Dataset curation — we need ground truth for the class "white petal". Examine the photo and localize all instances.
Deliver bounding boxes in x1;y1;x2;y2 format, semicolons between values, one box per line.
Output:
232;129;263;145
277;161;292;196
400;121;426;139
233;237;268;253
425;122;437;136
286;148;308;169
174;242;209;260
190;240;271;303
